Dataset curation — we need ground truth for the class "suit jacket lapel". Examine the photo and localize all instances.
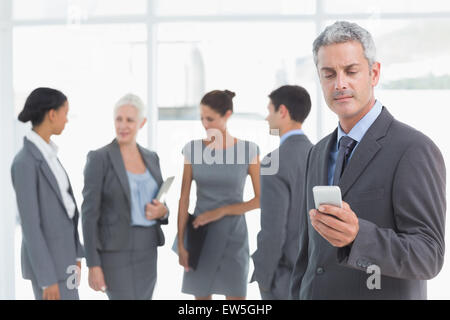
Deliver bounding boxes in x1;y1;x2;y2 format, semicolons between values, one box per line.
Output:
39;161;66;210
339;107;394;197
58;159;79;218
107;139;131;205
138;145;163;187
320;130;337;186
24;138;67;212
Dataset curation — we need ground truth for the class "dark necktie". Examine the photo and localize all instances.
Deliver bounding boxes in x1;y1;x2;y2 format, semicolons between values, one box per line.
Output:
333;136;357;186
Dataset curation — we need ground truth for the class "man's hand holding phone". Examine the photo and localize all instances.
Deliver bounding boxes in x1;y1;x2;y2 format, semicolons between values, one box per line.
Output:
310;186;359;248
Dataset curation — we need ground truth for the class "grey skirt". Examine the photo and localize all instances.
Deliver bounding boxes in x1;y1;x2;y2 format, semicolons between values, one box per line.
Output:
100;225;159;300
181;215;249;297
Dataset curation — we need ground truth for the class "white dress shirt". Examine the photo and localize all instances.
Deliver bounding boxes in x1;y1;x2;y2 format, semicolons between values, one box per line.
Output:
26;130;76;219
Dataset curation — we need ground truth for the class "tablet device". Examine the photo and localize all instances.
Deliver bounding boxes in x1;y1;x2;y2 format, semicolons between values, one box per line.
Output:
155;176;175;202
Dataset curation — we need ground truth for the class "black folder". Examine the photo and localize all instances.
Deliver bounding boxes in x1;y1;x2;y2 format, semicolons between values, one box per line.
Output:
185;213;208;271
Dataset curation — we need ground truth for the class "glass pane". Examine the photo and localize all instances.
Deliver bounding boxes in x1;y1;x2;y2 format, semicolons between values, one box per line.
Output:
155;0;316;16
156;21;319;139
13;0;146;20
157;22;316;114
13;23;147;199
318;18;450;135
324;0;450;14
323;19;450;88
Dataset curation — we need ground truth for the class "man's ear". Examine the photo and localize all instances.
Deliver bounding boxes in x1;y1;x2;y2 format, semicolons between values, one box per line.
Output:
279;104;289;119
371;62;381;87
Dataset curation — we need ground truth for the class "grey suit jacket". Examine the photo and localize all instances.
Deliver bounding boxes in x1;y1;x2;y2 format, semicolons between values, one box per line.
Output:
290;107;446;300
251;134;313;297
11;137;84;288
81;139;168;268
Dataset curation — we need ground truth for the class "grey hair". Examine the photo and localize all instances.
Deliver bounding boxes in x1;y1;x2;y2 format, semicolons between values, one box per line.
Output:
313;21;376;67
114;93;146;120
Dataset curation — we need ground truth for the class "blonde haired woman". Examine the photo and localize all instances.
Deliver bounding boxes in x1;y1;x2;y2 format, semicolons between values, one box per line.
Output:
82;94;168;300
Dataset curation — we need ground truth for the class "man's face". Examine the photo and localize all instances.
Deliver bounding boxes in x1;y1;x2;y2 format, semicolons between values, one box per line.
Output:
316;40;380;121
265;100;281;135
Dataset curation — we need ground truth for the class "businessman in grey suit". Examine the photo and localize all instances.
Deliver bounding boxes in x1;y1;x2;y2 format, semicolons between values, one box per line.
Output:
11;87;84;300
82;94;168;300
251;85;313;299
290;21;446;300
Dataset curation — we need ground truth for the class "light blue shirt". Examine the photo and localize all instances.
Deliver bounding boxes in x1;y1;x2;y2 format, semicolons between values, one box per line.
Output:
127;169;159;227
327;100;383;185
280;129;304;145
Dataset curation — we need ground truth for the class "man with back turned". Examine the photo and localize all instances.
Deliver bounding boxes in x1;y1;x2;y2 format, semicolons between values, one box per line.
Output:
251;85;313;299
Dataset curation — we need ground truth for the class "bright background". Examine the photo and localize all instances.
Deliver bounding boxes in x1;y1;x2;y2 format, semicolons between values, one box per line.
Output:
1;0;450;299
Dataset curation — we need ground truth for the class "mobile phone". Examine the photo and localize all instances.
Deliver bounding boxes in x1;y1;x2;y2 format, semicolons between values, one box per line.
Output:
312;186;343;209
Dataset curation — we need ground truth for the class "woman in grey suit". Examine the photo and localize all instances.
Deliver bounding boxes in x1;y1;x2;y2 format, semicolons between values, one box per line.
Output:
81;93;168;300
177;90;261;300
11;87;84;300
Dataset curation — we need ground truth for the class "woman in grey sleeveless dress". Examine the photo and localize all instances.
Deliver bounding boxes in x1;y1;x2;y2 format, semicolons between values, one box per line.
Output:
176;90;261;300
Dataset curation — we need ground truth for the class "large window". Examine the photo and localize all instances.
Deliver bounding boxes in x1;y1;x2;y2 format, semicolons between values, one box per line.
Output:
4;0;450;300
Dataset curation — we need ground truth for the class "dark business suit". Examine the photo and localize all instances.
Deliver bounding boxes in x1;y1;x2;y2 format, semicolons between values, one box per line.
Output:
251;134;313;299
290;107;446;300
11;137;84;300
81;139;168;300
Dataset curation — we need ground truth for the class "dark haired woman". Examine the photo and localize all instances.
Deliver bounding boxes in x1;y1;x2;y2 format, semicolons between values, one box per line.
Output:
176;89;261;300
11;87;84;300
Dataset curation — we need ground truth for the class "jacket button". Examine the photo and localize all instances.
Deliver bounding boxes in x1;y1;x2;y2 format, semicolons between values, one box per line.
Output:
316;267;324;275
357;259;371;268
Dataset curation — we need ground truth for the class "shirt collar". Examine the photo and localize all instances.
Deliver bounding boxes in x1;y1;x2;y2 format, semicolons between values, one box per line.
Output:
26;130;59;159
337;100;382;147
280;129;304;145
